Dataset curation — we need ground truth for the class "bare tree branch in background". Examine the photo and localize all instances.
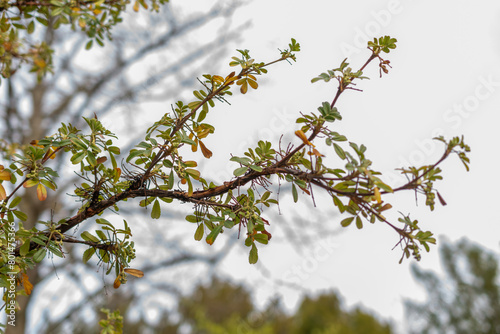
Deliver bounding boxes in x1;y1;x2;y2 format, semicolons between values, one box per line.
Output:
0;2;247;333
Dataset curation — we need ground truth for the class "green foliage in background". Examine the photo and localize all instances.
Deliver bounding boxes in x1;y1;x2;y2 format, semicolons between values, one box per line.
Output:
0;0;169;82
95;277;393;333
405;238;500;334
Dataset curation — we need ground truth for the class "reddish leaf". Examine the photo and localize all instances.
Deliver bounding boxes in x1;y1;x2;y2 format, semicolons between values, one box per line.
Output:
199;140;212;159
0;184;6;200
20;273;33;295
36;184;47;201
0;169;11;181
295;130;314;147
124;268;144;278
113;276;121;289
96;156;107;164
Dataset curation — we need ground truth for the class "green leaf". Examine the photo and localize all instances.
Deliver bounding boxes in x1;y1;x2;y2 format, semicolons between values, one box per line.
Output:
96;230;107;241
81;231;99;243
187;101;201;109
261;191;271;202
168;170;174;189
206;225;222;245
254;234;268;245
340;217;354;227
194;224;204;241
96;218;114;228
27;20;35;34
223;220;235;228
333;143;346;160
47;242;63;258
40;179;56;191
233;166;248;176
33;248;47;263
249;243;258;264
31;236;47;246
87;152;97;166
230;156;252;165
151;199;161;219
52;7;64;16
82;247;96;264
70;137;87;150
185;215;200;223
85;37;94;50
355;216;363;229
193;90;204;100
71;151;86;164
20;240;31;256
180;134;196;146
13;210;28;221
332;196;345;213
292;184;298;203
375;180;393;193
249;165;263;172
197;103;208;122
185;168;200;180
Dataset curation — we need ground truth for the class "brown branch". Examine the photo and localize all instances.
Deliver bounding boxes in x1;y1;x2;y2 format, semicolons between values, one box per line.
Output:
277;53;379;168
391;150;450;193
139;55;293;184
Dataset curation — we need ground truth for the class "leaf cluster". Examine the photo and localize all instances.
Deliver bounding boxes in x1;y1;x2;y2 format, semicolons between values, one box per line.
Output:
0;0;170;83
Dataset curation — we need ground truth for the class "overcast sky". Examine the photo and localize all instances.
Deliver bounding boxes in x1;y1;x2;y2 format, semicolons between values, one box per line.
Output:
173;0;500;332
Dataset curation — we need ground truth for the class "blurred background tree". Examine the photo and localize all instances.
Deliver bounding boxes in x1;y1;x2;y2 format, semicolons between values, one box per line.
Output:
1;1;247;333
178;277;393;333
405;238;500;334
68;276;393;333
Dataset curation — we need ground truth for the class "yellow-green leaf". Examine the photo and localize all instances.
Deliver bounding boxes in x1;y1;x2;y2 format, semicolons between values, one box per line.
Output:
33;248;47;263
151;199;161;219
248;79;258;89
20;240;31;256
234;166;248;177
185;169;200;180
340;216;354;227
23;179;38;188
194;224;204;241
81;231;99;243
292;184;298;203
355;216;363;229
82;247;96;264
13;210;27;221
206;225;222;245
187;101;201;109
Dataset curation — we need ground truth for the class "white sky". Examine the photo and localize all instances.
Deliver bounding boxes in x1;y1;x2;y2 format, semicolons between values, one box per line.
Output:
177;0;500;332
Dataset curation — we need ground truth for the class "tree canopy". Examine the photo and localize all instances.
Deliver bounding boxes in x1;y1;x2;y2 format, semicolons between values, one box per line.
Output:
405;238;500;334
98;277;394;333
0;0;170;82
